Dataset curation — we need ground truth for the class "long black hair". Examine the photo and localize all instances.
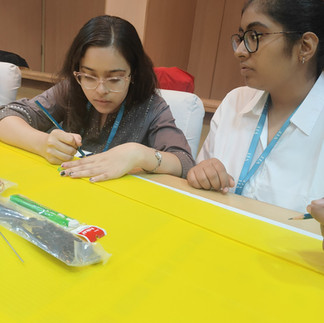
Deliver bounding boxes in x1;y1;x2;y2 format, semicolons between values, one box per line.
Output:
55;15;157;132
242;0;324;76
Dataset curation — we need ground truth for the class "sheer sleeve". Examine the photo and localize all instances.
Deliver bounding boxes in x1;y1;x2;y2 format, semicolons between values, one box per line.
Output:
0;85;65;132
146;96;196;178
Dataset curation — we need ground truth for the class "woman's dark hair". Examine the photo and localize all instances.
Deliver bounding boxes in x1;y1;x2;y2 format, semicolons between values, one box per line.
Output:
55;15;157;132
242;0;324;76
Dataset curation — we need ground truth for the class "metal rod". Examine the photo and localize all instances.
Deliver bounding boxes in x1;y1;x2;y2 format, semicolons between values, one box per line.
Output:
0;231;24;263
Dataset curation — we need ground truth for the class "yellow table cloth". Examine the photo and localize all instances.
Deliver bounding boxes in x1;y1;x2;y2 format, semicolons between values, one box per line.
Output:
1;142;324;323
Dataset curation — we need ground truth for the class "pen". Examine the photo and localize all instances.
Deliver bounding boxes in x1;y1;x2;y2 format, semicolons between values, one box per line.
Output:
35;100;86;157
10;194;80;228
288;213;313;220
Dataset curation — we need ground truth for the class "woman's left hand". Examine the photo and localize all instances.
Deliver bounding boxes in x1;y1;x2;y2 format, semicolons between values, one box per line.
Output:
60;142;144;182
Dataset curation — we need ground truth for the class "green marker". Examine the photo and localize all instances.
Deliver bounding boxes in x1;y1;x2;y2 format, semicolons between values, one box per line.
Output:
10;194;79;228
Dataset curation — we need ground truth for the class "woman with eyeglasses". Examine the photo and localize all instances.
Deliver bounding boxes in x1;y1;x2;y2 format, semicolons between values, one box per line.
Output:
0;15;195;182
187;0;324;214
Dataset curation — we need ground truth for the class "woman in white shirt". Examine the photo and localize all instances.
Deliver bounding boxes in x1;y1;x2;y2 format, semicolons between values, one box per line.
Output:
188;0;324;213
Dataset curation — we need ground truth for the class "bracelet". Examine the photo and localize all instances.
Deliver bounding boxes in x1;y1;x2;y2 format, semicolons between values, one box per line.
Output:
145;150;162;173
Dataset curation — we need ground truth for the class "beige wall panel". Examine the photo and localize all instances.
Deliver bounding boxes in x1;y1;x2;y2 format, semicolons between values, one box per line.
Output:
210;0;246;100
44;0;105;73
105;0;148;41
143;0;197;70
0;0;42;70
187;0;225;99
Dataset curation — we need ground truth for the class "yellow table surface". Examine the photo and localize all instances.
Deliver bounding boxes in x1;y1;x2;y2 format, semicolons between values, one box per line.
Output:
1;142;324;323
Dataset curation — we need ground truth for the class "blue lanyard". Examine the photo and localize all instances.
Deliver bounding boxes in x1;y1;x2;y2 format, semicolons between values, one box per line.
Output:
86;101;125;152
102;102;125;152
235;96;300;195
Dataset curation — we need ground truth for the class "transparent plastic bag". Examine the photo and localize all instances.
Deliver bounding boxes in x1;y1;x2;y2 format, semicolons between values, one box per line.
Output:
0;197;110;266
0;178;16;194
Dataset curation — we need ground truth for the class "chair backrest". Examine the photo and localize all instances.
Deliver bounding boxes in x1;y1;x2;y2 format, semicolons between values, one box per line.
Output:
159;89;205;159
154;67;195;93
0;62;21;105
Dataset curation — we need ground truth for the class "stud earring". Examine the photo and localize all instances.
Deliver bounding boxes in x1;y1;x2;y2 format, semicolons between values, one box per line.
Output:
300;56;305;64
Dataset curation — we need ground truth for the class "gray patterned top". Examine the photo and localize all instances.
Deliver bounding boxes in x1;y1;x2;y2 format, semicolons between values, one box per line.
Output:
0;85;195;177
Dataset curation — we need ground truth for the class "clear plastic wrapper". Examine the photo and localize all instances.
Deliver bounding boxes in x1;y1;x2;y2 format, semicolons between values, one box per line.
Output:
0;178;16;194
0;179;110;266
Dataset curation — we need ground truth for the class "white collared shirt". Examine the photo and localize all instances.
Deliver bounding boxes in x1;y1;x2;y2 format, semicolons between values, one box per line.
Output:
198;72;324;213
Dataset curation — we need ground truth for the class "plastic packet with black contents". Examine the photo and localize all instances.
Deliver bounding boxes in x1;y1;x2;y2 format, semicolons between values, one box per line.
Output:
0;198;110;266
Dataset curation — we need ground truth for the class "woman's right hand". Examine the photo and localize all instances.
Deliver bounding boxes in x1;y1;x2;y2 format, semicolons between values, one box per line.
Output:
187;158;235;193
41;129;82;164
307;198;324;249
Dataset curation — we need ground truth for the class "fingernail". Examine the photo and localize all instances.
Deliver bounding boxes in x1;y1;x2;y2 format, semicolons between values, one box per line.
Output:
68;172;73;176
60;171;66;176
89;178;95;183
57;167;63;172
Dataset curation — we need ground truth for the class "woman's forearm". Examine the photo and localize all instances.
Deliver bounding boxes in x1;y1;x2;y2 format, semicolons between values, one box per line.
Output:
0;116;48;155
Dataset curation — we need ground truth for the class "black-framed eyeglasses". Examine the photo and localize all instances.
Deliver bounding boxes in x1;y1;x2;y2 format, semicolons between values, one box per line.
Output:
231;30;302;53
73;71;131;92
